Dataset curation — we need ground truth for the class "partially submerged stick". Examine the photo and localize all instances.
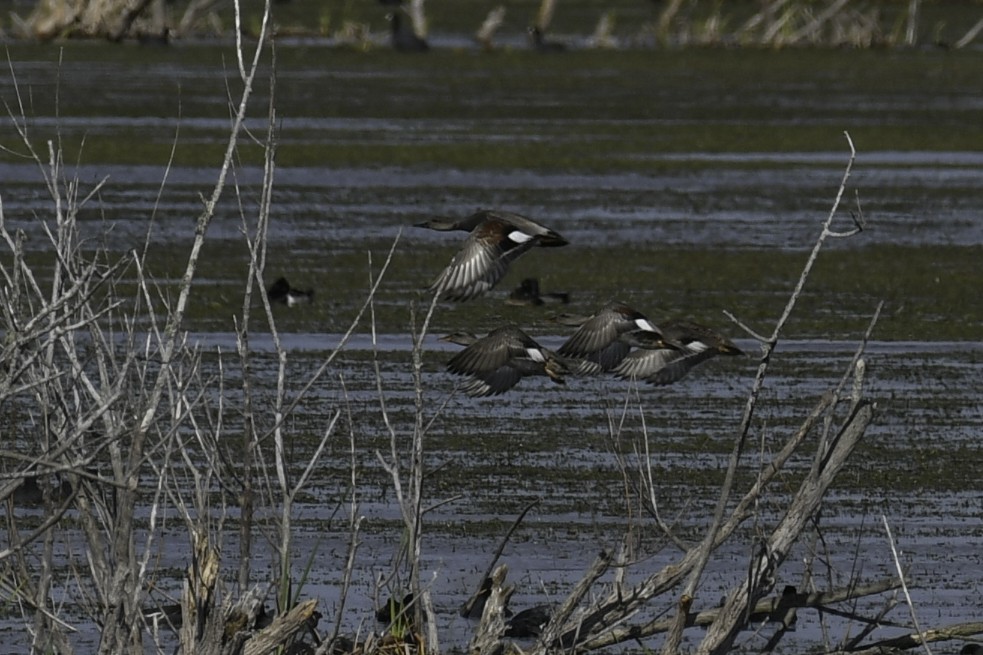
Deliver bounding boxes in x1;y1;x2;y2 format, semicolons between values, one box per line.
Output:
460;499;540;618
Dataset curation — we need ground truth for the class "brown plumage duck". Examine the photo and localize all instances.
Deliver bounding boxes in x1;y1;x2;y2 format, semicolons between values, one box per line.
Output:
441;326;569;397
417;210;568;302
612;318;744;385
556;301;670;375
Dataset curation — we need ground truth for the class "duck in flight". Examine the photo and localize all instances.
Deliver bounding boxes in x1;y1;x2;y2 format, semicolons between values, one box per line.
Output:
416;210;568;302
612;318;744;385
440;326;570;397
556;301;669;375
557;303;744;384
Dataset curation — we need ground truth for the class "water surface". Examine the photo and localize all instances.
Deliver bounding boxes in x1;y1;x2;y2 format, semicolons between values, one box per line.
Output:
1;43;982;654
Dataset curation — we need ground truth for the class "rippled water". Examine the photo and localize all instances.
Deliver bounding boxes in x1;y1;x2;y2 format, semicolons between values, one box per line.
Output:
2;44;982;653
4;151;983;252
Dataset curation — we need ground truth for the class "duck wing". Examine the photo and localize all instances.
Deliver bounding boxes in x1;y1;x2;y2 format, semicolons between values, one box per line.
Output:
447;327;539;374
558;302;660;370
558;310;623;356
614;346;719;385
447;327;548;396
429;219;539;301
479;209;568;247
458;368;525;397
571;342;632;375
661;318;744;355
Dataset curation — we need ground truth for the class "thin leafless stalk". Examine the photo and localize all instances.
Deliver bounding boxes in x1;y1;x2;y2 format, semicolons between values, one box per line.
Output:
231;41;282;592
656;0;687;42
882;516;933;655
461;499;540;618
905;0;920;45
505;133;891;655
535;0;558;31
325;378;365;650
475;6;506;49
0;0;295;651
737;0;789;39
660;132;860;654
786;0;851;43
632;385;690;552
954;16;983;48
408;0;428;39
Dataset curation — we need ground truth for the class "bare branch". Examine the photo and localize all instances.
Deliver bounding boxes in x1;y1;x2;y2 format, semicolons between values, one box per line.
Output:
883;516;934;655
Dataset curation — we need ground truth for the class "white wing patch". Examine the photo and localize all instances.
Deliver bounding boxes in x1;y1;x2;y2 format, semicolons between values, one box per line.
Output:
526;348;546;363
507;230;535;244
635;318;658;332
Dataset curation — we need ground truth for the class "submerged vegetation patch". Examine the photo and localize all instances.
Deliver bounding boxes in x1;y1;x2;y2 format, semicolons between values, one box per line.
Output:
112;240;981;341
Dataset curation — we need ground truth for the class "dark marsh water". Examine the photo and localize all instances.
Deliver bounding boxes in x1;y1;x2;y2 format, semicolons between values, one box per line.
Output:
1;42;982;652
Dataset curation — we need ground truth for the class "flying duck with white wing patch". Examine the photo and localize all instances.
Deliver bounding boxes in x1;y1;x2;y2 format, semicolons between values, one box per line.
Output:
441;326;570;397
416;210;568;302
556;301;671;375
612;318;745;385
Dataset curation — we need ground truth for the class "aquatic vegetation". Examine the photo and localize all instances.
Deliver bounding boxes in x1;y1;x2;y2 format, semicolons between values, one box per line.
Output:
2;10;982;655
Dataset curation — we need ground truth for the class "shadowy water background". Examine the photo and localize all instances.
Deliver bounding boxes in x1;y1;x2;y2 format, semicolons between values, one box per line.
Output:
1;41;982;652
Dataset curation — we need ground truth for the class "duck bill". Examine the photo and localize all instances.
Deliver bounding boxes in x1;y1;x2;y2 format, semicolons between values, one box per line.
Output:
537;230;569;248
